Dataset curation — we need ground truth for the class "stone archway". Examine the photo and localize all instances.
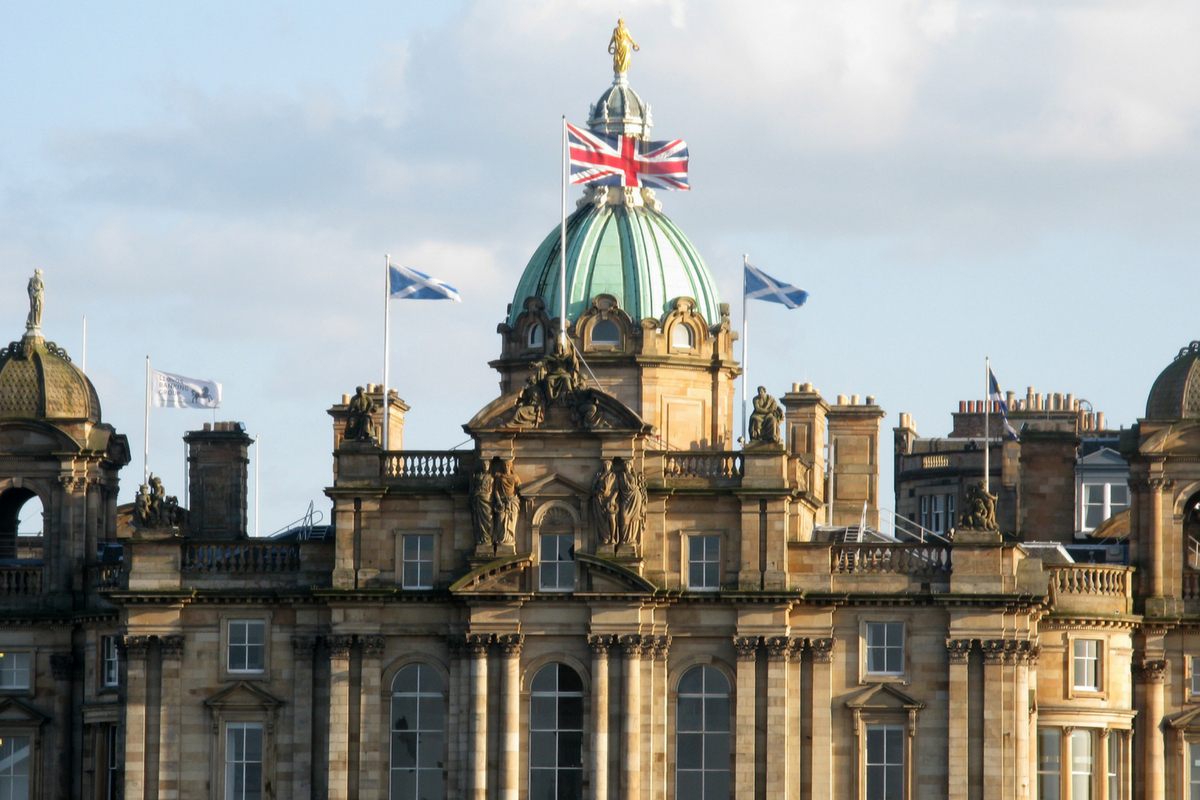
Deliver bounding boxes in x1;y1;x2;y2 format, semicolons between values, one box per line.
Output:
0;487;39;558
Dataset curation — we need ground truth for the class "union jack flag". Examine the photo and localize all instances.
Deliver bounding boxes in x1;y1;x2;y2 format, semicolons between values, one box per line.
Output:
567;122;690;191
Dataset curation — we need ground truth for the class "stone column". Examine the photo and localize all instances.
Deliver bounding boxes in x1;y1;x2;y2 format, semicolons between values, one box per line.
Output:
446;638;464;800
50;653;74;800
946;639;972;800
619;635;642;800
499;634;524;800
466;634;491;800
651;636;670;800
157;636;184;800
733;637;758;800
122;637;151;800
765;637;791;800
1148;479;1165;597
358;636;386;800
808;638;835;800
1098;728;1111;800
1016;643;1037;800
1135;659;1168;800
981;641;1007;800
292;636;317;800
326;635;355;800
589;635;612;800
1122;729;1133;800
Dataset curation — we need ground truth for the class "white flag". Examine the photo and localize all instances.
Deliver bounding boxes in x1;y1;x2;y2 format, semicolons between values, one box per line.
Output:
150;368;222;409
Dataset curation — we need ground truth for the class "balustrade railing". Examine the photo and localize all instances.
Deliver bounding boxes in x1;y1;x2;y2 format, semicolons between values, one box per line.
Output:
1049;565;1130;597
182;543;301;573
0;566;42;596
831;544;952;575
383;451;467;480
664;452;744;479
90;564;124;591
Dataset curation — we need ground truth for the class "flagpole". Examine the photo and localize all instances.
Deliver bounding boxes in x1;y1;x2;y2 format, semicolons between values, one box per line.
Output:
741;254;749;445
984;356;990;494
144;356;150;484
560;116;568;347
81;315;87;373
254;434;260;537
383;254;391;451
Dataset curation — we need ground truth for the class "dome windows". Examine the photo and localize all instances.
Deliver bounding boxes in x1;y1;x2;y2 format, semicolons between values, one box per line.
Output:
527;324;544;349
591;320;620;346
671;324;694;349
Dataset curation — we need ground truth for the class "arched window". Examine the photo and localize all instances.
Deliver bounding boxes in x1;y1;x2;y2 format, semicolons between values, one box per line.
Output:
528;324;544;349
671;324;694;349
676;665;731;800
530;664;584;800
391;664;445;800
0;489;39;560
591;320;620;345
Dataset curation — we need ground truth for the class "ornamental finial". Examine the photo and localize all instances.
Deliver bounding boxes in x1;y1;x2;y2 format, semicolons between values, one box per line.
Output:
608;18;639;76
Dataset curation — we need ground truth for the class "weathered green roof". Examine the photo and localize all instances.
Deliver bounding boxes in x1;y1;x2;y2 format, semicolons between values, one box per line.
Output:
509;201;722;328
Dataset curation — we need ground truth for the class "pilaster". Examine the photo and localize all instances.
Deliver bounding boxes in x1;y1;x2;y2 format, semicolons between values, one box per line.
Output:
981;640;1006;800
765;637;793;800
123;636;152;800
292;636;318;800
357;635;385;799
466;633;491;800
499;634;524;800
589;635;612;800
946;639;972;800
325;635;355;800
808;637;835;800
1135;658;1168;800
619;635;642;800
158;636;184;800
733;636;758;800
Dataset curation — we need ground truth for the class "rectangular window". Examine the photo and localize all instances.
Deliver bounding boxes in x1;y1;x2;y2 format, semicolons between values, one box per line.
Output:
865;724;904;800
919;496;929;530
106;724;121;800
1193;656;1200;697
102;636;120;688
227;621;266;673
539;534;575;591
401;534;434;590
0;652;31;689
1190;741;1200;800
1073;639;1100;691
1071;729;1093;800
946;494;956;530
1082;483;1131;531
0;736;30;800
688;536;720;591
865;622;905;676
1038;728;1061;800
1107;733;1119;800
931;495;945;533
225;722;263;800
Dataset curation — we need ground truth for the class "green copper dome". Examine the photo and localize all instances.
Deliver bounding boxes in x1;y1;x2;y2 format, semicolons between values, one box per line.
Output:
509;198;722;328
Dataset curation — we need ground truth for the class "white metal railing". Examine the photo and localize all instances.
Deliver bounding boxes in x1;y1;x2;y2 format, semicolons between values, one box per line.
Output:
1190;535;1200;571
877;507;951;545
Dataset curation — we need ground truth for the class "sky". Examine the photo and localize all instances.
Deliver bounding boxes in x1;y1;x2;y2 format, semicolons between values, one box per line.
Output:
2;0;1198;534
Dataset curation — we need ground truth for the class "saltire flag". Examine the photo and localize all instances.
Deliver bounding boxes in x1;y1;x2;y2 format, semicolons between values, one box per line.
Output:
744;260;809;309
987;367;1019;440
388;263;462;302
150;369;222;409
567;122;690;190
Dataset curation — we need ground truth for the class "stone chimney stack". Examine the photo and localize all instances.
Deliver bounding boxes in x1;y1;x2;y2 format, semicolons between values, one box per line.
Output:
827;395;886;528
781;382;830;506
1017;424;1080;542
185;422;253;539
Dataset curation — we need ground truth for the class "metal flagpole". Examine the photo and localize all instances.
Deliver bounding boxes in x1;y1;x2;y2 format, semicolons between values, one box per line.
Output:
560;116;568;347
741;255;749;445
383;254;391;451
81;315;87;373
144;356;150;484
984;356;990;494
254;434;260;537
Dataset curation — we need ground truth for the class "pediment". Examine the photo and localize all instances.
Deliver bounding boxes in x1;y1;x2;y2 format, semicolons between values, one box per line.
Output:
466;387;650;434
1139;420;1200;456
205;681;285;711
845;682;926;711
449;554;534;593
0;697;49;724
523;473;591;498
1169;705;1200;730
1079;447;1125;466
449;552;655;595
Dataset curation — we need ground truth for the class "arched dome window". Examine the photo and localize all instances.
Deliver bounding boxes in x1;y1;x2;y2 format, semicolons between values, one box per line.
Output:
0;488;40;559
528;324;544;349
676;665;731;800
672;324;694;349
591;320;620;345
390;663;446;800
530;663;584;800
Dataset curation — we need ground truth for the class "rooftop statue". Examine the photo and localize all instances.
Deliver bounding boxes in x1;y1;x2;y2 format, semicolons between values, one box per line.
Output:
26;269;44;334
960;482;998;532
608;18;639;75
748;386;783;445
133;474;184;529
344;386;377;444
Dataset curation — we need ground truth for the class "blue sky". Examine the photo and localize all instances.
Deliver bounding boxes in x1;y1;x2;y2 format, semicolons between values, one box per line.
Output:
3;1;1198;533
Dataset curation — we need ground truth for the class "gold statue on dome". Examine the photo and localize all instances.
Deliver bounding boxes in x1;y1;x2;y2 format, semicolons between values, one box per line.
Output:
608;18;639;74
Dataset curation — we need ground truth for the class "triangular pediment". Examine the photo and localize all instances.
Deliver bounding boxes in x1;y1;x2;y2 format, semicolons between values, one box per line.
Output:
845;682;926;711
205;681;285;711
1170;705;1200;729
523;472;591;497
0;697;49;724
1079;447;1126;467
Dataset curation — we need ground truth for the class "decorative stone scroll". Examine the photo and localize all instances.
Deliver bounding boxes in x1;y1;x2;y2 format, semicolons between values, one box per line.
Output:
765;636;792;663
465;633;492;658
292;636;318;658
122;636;152;660
981;640;1008;665
588;634;613;656
649;635;671;661
617;634;643;658
498;633;524;656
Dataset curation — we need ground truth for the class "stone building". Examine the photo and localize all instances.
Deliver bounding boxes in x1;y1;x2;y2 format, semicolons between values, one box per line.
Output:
1;30;1200;800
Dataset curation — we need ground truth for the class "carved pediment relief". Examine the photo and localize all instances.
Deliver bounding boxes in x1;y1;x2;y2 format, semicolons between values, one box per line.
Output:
466;386;649;434
448;552;655;595
205;681;286;712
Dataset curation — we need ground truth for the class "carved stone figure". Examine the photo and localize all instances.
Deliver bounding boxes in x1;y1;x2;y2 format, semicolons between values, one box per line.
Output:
748;386;783;445
344;386;376;443
469;467;495;546
960;482;998;531
572;389;608;430
590;459;619;545
491;458;522;547
543;340;584;405
26;270;43;332
132;474;184;528
608;18;640;74
615;458;646;547
510;385;545;428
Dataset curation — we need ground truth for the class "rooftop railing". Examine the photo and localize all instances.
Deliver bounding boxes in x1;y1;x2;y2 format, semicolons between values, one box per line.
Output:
182;542;302;573
830;544;952;575
1049;564;1131;597
664;452;744;480
0;566;42;596
382;451;471;482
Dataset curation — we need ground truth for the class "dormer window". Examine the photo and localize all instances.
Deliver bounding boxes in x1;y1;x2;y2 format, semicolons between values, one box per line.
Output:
527;324;543;349
671;324;694;349
591;320;620;345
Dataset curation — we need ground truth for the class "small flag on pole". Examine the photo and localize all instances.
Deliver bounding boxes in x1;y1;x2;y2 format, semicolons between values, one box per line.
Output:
987;367;1019;440
567;122;690;190
744;261;809;309
388;263;462;302
150;369;222;409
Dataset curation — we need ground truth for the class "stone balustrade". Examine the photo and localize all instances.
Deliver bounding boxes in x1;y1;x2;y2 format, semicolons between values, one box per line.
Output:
89;564;124;591
830;544;952;575
182;542;302;573
1048;563;1134;616
382;450;470;483
0;565;42;596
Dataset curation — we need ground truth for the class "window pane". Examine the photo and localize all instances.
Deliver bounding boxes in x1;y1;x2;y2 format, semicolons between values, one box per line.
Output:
393;665;419;693
676;770;703;800
678;697;703;732
704;732;730;770
559;696;584;730
529;733;556;768
558;732;583;768
690;563;705;588
678;669;703;694
705;697;730;731
557;664;582;693
676;734;703;769
1109;485;1129;507
531;665;556;693
418;696;444;731
529;770;555;800
392;733;417;769
531;697;556;728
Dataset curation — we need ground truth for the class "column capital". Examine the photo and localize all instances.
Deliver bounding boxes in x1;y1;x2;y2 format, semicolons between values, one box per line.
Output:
122;635;151;660
765;636;792;663
809;637;835;664
588;634;613;656
292;635;319;657
50;653;73;681
650;635;671;661
1133;658;1170;684
498;633;524;656
360;635;386;659
326;635;356;659
733;636;759;662
1019;641;1040;666
1099;727;1111;741
981;639;1008;665
617;634;643;658
159;635;185;660
465;633;492;657
946;638;973;664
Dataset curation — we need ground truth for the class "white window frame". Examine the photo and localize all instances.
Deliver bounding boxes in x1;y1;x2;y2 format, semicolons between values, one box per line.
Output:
401;533;435;590
687;535;721;591
1070;728;1094;800
527;323;544;349
946;494;956;531
0;651;33;693
865;724;905;800
1038;727;1061;800
861;621;907;682
1191;656;1200;700
930;495;945;534
224;721;264;800
539;533;576;592
219;614;272;681
0;735;31;800
1080;482;1131;532
1071;638;1102;695
101;636;120;688
919;496;929;529
1189;740;1200;800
